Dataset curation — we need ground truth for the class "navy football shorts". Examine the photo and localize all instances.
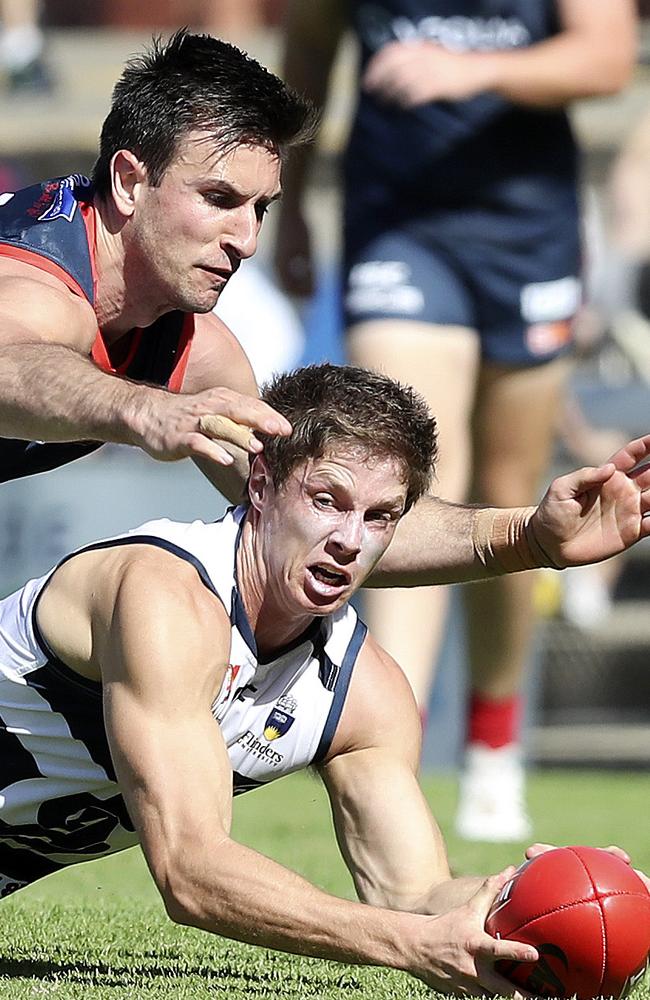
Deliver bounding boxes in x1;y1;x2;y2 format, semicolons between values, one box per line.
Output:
342;200;581;367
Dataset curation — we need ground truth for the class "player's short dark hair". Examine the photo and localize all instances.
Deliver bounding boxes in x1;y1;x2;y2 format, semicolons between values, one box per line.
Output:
92;29;315;196
260;364;437;513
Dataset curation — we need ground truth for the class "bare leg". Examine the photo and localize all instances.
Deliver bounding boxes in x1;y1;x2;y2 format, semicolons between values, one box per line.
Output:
348;320;480;709
467;358;570;696
456;357;570;841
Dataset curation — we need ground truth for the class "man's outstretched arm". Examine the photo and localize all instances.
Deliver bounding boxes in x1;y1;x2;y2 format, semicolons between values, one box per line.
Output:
368;435;650;586
0;266;289;470
93;550;535;995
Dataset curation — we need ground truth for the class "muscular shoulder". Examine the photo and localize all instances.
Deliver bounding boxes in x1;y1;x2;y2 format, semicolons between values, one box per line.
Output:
181;311;259;396
324;631;422;766
41;543;230;686
0;257;96;352
105;545;228;637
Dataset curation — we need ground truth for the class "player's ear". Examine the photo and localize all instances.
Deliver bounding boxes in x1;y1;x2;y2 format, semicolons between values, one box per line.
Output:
110;149;147;218
248;455;274;513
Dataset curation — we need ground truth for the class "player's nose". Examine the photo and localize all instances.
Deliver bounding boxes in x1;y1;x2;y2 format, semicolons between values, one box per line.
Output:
224;205;259;261
329;513;363;557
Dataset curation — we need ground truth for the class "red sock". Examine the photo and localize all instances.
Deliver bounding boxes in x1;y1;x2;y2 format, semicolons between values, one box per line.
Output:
467;692;521;749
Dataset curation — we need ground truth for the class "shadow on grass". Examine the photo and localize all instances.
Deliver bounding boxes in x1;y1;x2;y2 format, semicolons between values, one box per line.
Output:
0;956;365;995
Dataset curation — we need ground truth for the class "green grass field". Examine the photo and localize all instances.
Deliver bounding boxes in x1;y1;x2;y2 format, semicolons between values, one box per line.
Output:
0;768;648;999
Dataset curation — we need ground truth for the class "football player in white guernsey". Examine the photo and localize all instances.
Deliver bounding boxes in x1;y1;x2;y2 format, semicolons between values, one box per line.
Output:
0;364;649;994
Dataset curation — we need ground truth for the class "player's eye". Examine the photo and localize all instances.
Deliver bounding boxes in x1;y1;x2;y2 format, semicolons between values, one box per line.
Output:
366;510;394;523
204;191;239;208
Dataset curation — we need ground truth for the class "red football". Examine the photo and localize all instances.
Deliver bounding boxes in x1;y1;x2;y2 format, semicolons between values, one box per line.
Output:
486;847;650;999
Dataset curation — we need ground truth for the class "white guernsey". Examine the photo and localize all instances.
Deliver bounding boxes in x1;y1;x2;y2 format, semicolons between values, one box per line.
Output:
0;505;366;891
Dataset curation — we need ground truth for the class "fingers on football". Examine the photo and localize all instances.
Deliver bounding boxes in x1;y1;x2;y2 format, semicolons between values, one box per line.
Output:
604;844;631;864
633;868;650;891
468;874;505;916
482;934;538;966
525;842;554;859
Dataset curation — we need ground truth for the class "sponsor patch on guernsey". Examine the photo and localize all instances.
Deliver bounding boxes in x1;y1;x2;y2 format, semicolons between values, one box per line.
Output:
263;694;297;741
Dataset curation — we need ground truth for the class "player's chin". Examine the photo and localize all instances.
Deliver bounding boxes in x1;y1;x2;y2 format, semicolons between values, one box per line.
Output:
189;291;221;314
301;576;351;615
178;280;223;314
301;591;348;616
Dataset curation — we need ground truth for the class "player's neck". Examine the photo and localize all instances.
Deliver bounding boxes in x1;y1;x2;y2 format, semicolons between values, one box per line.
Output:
236;516;315;656
92;197;168;338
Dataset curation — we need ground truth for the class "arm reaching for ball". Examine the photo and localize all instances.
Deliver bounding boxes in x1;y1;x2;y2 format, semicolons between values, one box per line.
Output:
367;435;650;586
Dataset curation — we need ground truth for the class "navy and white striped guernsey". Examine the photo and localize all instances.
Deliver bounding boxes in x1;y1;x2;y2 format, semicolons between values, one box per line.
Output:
0;506;367;898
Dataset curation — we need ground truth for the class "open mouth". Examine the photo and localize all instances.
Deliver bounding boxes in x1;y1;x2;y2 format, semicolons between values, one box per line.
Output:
309;566;347;586
307;564;349;590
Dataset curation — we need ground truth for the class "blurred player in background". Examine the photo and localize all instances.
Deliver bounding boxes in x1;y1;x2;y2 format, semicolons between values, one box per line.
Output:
275;0;638;842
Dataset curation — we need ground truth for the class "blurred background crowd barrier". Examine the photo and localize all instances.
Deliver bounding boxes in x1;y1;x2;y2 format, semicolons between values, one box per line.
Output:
2;0;650;770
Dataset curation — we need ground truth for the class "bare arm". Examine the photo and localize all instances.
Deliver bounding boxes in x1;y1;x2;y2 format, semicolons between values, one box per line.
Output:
363;0;637;109
368;435;650;586
183;311;262;503
0;264;289;467
319;635;460;908
318;634;536;993
78;551;534;993
482;0;637;105
97;557;400;962
367;494;482;586
274;0;347;297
